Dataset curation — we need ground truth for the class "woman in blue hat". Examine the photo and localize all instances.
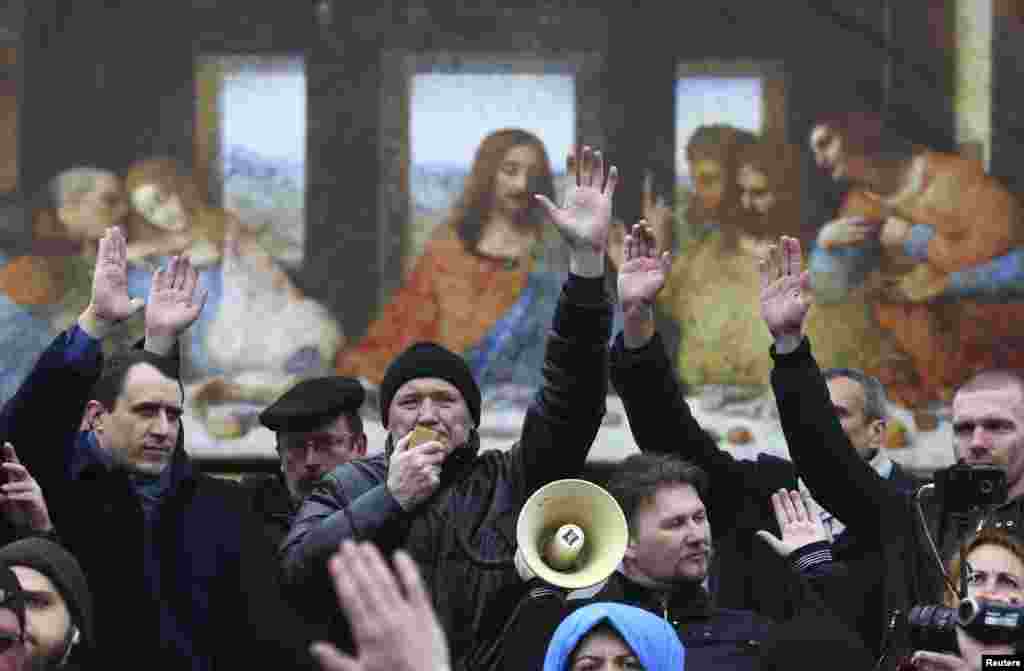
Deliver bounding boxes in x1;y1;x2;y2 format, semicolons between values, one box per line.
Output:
543;602;685;671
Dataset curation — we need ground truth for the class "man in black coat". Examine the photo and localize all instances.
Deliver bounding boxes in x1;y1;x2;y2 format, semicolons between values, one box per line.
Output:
760;235;945;668
0;229;304;670
282;145;618;671
608;224;923;647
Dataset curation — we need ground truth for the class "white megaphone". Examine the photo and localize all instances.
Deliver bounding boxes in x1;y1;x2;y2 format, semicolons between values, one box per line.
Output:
514;479;629;590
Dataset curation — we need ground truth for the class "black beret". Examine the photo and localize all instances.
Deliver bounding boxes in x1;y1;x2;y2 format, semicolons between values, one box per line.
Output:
259;377;366;434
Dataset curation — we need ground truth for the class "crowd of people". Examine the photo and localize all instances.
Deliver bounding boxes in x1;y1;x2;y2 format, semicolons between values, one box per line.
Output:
0;128;1021;671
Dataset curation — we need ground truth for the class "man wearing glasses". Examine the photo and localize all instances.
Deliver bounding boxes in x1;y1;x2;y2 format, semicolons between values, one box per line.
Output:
250;377;368;549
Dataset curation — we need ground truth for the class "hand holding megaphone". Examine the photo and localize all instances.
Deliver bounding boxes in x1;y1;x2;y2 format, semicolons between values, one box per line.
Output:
387;426;447;511
514;479;628;590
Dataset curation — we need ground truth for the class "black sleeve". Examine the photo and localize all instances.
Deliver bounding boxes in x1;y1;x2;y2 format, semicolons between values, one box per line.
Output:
610;330;797;529
770;337;901;542
516;273;612;495
499;590;570;671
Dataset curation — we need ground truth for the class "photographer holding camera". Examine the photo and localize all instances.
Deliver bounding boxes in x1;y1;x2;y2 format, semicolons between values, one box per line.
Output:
908;527;1024;670
760;236;1024;669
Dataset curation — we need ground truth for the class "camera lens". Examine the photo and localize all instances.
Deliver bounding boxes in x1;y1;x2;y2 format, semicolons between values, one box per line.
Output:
958;598;979;625
908;604;959;653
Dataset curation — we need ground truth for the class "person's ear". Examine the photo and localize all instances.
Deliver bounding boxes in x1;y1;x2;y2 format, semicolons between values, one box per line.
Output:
623;536;638;564
353;434;368;458
56;204;77;227
869;418;886;450
84;401;107;433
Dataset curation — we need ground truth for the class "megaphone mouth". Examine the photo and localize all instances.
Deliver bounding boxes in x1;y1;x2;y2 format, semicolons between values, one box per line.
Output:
515;479;629;590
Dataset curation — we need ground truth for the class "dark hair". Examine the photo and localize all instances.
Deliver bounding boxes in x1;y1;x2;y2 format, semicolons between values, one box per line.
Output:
89;350;182;411
945;527;1024;607
683;124;758;234
812;111;916;163
605;454;709;526
450;128;556;252
685;124;757;164
734;138;803;238
822;367;888;422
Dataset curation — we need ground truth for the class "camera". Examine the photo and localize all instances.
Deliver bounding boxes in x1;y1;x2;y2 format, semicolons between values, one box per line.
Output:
907;604;958;654
908;598;1024;652
934;463;1008;515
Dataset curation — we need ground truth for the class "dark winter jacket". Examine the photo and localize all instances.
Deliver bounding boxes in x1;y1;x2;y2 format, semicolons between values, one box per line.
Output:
0;326;305;671
770;337;945;667
281;274;613;671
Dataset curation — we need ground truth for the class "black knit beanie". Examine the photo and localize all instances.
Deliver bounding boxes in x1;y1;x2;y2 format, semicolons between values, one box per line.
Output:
0;538;93;651
379;342;482;428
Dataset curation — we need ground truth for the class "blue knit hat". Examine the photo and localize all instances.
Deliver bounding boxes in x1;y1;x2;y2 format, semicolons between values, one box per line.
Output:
543;602;685;671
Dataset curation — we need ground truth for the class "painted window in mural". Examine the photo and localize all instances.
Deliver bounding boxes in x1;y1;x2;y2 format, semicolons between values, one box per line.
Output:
645;62;794;458
196;54;306;267
674;73;762;248
338;60;577;407
407;70;574;266
175;54;341;454
662;66;772;396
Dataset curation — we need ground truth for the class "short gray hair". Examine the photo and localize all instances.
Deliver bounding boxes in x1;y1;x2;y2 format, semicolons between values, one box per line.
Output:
822;367;888;422
49;167;117;208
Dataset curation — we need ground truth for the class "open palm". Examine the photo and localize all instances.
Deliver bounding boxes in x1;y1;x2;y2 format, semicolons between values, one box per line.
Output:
90;227;145;322
756;489;827;559
759;236;811;338
536;145;618;252
145;255;208;338
618;221;671;307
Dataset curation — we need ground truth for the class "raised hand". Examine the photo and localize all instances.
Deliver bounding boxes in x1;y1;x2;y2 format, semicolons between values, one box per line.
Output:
755;489;827;558
145;255;209;340
0;443;53;533
535;145;618;255
618;221;671;312
311;541;451;671
908;650;971;671
641;171;673;253
88;227;145;324
759;236;811;344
